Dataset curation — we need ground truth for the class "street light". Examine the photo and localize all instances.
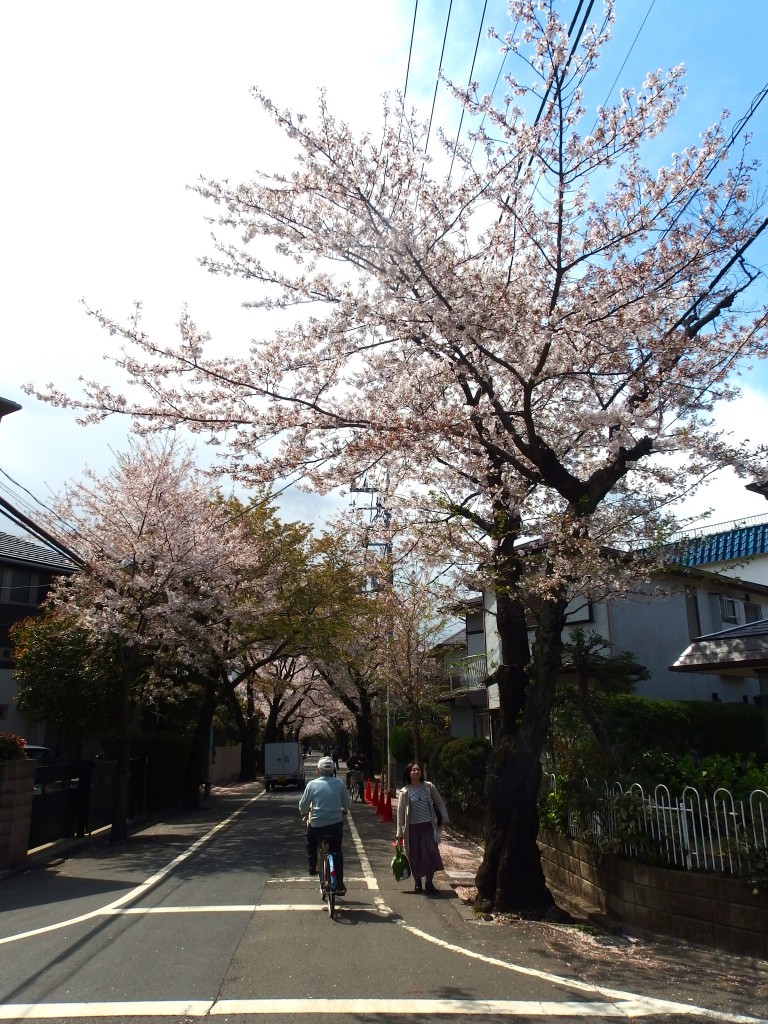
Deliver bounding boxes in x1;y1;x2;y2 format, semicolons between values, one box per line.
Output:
0;397;21;423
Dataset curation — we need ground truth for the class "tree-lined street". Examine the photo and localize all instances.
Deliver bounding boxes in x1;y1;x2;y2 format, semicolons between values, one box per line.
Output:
1;763;765;1023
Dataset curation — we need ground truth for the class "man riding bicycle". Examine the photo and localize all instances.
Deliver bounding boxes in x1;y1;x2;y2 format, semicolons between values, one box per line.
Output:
299;756;351;894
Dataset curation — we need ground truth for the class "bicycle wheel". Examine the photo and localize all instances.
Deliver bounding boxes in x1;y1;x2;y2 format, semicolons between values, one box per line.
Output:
325;852;337;918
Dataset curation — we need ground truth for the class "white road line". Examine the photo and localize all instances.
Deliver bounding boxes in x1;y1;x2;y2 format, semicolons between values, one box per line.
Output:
266;875;367;883
347;809;380;890
0;998;764;1020
0;1001;212;1018
0;791;266;946
3;796;763;1024
106;904;368;913
400;924;767;1024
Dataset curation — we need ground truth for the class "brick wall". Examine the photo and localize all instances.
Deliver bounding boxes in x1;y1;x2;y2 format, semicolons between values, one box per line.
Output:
540;829;768;959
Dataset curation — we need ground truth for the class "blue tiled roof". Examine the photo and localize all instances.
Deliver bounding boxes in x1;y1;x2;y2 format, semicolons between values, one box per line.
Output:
676;522;768;567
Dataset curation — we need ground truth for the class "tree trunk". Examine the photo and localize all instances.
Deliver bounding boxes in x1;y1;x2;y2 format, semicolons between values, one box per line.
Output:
224;687;256;782
246;679;260;778
182;679;217;809
411;697;422;768
110;651;134;842
475;588;567;916
355;695;375;770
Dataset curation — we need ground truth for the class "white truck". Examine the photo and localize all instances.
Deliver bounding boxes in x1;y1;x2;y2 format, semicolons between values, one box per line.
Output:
263;741;305;791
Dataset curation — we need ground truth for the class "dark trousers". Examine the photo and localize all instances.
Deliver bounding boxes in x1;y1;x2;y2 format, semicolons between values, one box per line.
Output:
306;819;344;885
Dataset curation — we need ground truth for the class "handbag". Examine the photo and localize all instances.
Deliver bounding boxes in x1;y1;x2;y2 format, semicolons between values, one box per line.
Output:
426;782;443;826
391;843;411;881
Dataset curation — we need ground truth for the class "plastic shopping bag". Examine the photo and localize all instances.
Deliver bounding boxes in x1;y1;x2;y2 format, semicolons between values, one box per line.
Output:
391;843;411;881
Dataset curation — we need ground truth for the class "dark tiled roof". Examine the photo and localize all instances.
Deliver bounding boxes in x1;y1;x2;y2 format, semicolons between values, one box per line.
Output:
0;532;77;573
435;625;467;648
671;618;768;673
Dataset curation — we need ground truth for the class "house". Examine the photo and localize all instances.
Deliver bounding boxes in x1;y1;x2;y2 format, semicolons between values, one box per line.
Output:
438;518;768;741
0;532;77;740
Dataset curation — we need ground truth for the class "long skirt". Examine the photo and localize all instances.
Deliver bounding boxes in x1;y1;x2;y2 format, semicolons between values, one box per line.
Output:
407;821;443;879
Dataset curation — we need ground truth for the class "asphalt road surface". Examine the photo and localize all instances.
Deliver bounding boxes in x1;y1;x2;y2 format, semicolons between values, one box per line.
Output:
1;763;766;1023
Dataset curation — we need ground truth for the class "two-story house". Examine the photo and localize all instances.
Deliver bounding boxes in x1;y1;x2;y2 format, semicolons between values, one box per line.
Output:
0;532;77;740
439;519;768;741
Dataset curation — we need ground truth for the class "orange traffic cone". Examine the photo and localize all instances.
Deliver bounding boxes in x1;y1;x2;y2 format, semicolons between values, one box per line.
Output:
364;778;372;803
376;783;387;817
371;778;379;806
381;791;393;823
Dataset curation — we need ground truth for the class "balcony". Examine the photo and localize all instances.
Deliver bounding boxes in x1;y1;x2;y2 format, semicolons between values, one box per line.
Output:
429;653;489;697
457;653;488;691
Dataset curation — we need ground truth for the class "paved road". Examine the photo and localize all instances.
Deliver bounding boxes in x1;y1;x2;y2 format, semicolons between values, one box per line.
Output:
0;764;766;1023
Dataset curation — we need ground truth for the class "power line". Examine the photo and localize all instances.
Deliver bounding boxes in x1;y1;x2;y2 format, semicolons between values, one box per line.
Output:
447;0;488;181
594;0;656;122
495;0;595;222
402;0;420;101
0;494;84;566
0;464;58;518
425;0;454;155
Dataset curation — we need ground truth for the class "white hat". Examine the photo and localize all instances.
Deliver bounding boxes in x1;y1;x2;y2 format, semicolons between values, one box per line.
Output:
317;756;335;774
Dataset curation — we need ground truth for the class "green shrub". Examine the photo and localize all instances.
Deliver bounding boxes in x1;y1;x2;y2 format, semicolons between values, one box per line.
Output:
430;736;491;812
388;725;414;765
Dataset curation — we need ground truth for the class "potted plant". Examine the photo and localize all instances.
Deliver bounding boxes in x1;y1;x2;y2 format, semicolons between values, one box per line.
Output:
0;731;35;870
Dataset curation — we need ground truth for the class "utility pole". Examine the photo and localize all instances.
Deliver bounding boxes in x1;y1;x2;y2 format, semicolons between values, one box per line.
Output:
350;473;395;794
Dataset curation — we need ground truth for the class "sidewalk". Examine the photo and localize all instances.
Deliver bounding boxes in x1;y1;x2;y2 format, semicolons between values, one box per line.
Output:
436;821;768;1007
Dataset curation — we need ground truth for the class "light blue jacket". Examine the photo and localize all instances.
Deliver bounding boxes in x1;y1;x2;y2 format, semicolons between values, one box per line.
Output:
299;774;350;828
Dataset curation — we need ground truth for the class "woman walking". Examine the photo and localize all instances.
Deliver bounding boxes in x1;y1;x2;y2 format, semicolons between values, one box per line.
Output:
395;762;449;894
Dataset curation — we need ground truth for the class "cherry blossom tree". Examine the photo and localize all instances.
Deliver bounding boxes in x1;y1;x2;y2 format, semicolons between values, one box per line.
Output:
43;438;252;838
31;1;768;908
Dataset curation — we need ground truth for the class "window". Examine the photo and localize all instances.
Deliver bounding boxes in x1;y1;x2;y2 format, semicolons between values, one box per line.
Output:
0;567;41;605
719;595;739;624
745;601;763;623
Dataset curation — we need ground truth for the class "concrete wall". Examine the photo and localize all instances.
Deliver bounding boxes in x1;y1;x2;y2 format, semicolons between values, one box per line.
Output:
539;829;768;960
449;707;478;738
211;745;241;785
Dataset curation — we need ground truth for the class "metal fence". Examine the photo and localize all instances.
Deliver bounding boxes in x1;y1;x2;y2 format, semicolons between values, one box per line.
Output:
30;758;147;849
547;776;768;875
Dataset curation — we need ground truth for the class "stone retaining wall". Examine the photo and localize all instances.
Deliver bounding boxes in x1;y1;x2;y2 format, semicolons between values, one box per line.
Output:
539;828;768;960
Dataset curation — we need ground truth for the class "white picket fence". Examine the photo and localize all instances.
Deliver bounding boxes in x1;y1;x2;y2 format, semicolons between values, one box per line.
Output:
548;776;768;874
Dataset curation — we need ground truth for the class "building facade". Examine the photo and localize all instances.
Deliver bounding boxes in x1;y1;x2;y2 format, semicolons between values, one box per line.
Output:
439;518;768;739
0;532;76;739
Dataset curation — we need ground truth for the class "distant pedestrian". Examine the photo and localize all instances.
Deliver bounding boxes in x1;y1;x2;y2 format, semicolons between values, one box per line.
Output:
395;762;448;895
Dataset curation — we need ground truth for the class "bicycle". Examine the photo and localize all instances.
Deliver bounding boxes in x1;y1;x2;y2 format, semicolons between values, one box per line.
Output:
346;769;363;803
317;836;339;919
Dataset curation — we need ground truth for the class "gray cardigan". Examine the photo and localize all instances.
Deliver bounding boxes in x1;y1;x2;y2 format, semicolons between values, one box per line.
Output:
395;781;449;860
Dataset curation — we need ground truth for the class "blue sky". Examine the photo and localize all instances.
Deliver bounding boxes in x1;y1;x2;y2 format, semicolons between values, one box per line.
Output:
2;0;768;533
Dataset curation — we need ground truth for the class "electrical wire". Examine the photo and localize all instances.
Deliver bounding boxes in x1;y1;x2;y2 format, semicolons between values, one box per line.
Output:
593;0;656;124
447;0;489;181
425;0;454;155
402;0;420;101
